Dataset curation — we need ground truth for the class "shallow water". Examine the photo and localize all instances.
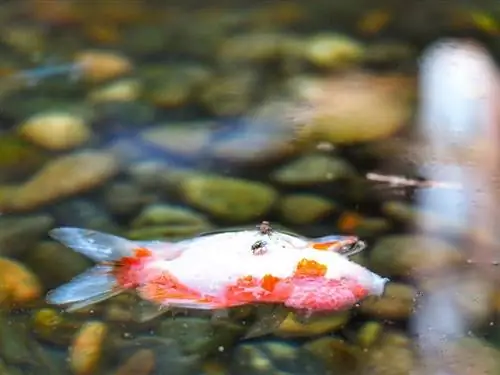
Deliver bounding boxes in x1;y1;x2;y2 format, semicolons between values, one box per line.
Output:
1;1;500;375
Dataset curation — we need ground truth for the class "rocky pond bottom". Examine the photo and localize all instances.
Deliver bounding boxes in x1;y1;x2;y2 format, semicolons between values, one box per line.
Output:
0;0;499;374
2;211;499;375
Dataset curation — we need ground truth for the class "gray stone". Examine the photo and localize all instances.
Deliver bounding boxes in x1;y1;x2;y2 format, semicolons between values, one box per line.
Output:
230;341;326;375
272;154;356;185
0;214;54;258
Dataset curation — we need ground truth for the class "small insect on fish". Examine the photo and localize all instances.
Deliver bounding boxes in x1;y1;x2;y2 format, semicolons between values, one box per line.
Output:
257;221;273;236
45;223;388;336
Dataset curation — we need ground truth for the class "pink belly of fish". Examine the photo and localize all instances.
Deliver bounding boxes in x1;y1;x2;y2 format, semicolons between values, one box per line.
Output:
223;273;370;311
283;276;370;311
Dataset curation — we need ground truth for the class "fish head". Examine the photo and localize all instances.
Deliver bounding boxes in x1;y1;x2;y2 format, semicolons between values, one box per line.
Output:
282;253;389;311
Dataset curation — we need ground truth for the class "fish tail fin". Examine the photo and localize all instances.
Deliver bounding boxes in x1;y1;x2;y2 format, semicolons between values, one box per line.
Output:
46;264;124;312
46;227;147;312
48;227;141;263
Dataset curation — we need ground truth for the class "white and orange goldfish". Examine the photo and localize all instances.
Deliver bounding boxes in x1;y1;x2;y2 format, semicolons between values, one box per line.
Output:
46;224;388;326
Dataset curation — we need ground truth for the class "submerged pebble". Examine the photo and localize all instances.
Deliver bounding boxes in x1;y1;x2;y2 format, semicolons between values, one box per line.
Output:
159;316;243;358
199;70;259;116
0;135;49;183
275;311;350;337
23;241;92;289
303;336;362;374
271;154;356;185
0;214;54;258
290;73;413;144
103;181;156;217
0;314;39;366
369;235;464;277
360;331;416;375
144;64;211;109
231;340;325;375
360;282;417;320
88;78;142;103
110;336;202;375
18;111;91;151
0;151;119;212
0;257;41;306
69;321;108;375
279;194;336;224
32;308;83;346
303;33;365;69
131;203;210;228
208;100;301;164
128;203;213;240
140;121;214;158
75;50;133;82
179;172;278;222
356;321;383;348
114;349;155;375
50;198;120;233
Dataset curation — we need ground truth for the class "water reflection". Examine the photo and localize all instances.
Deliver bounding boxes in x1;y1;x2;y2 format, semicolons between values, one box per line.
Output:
414;39;500;375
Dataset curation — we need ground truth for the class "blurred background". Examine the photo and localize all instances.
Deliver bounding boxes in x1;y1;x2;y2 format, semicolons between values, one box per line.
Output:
1;0;500;374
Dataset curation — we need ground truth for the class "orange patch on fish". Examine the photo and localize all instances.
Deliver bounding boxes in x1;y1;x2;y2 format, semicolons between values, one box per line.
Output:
134;247;152;258
140;272;203;302
225;274;293;303
350;283;369;299
113;247;153;288
294;258;328;278
261;274;281;292
225;275;259;302
312;242;340;251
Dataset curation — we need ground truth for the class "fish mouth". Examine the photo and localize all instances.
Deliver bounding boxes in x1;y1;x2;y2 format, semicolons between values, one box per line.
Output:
372;276;390;296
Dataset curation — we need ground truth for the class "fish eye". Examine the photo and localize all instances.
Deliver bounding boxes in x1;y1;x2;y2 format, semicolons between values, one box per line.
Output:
340;244;354;253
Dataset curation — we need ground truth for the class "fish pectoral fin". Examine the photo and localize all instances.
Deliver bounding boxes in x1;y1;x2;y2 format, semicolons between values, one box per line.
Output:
292;308;317;323
159;299;229;310
132;300;170;323
210;308;231;322
243;304;289;339
138;285;236;311
137;273;245;311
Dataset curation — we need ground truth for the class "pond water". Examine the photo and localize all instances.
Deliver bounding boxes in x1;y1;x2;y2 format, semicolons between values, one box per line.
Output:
0;1;500;374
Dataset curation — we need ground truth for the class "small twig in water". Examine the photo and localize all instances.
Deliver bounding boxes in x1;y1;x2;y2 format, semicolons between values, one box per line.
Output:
366;172;462;190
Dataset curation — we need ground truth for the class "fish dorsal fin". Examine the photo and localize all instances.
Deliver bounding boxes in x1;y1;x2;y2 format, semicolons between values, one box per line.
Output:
243;304;289;339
